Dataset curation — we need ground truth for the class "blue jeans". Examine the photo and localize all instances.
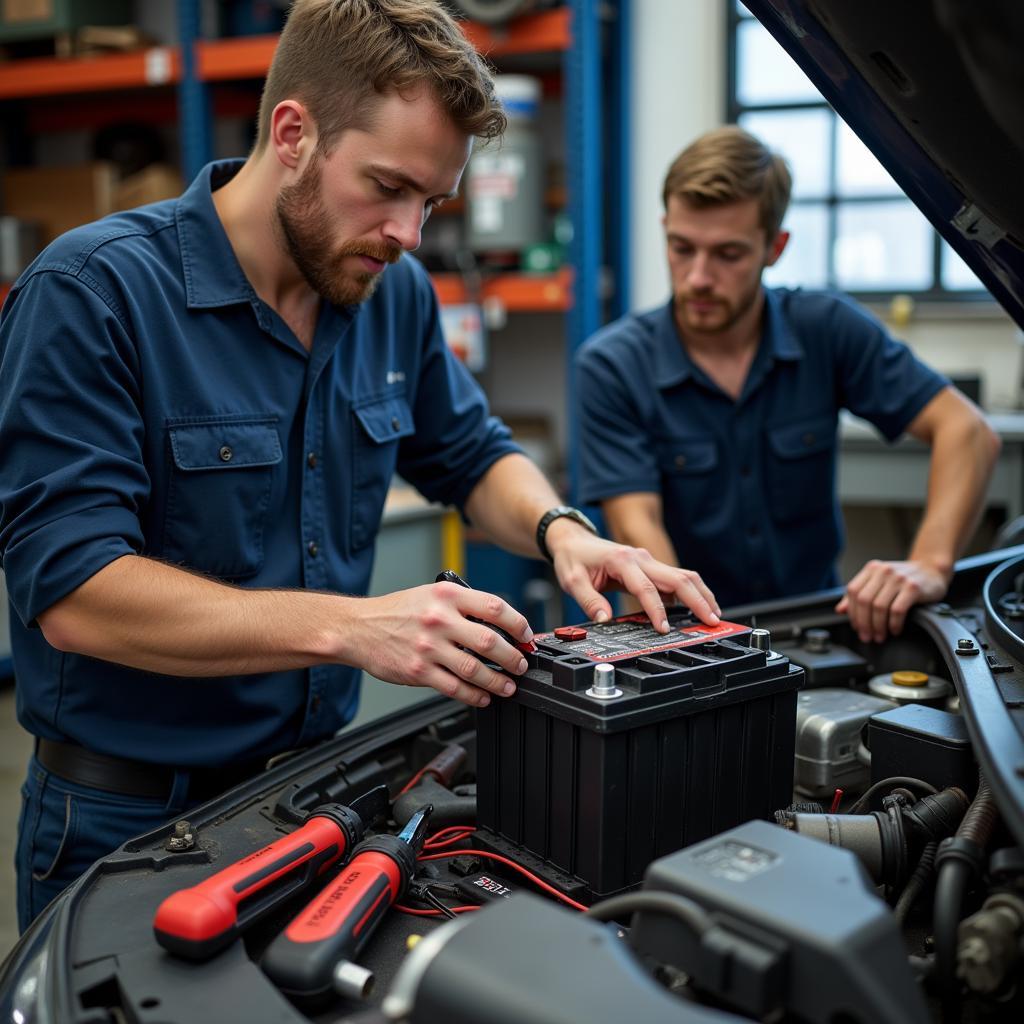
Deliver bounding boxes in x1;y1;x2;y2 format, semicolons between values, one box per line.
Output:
16;755;188;933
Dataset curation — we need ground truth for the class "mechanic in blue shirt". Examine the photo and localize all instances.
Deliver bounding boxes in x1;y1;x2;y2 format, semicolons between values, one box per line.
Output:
0;0;719;930
576;126;998;641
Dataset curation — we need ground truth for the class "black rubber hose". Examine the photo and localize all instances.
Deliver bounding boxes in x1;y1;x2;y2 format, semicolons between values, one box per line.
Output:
933;777;997;1022
893;840;937;924
585;891;713;937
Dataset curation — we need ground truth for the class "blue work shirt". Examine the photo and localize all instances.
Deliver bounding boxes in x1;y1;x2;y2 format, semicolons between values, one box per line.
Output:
0;160;520;767
575;289;948;608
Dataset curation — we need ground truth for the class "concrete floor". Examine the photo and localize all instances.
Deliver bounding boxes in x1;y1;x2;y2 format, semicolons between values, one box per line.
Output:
0;683;33;961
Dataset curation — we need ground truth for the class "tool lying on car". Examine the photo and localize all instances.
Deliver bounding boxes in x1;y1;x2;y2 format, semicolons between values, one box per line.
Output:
261;805;434;1004
153;784;389;960
435;569;536;655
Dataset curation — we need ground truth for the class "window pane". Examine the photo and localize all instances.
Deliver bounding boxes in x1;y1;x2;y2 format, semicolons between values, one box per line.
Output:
736;20;821;106
764;202;829;289
835;201;933;291
738;109;832;198
941;241;987;291
835;121;902;198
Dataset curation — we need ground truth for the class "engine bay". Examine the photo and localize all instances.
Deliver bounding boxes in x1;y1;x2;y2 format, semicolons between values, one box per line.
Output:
3;547;1024;1023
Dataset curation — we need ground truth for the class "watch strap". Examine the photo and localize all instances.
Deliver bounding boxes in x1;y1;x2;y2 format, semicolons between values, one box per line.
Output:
536;506;598;563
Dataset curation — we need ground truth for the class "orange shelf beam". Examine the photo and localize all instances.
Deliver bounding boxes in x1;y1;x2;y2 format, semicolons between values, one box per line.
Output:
460;8;571;56
196;35;279;81
0;47;180;99
0;6;569;102
193;9;569;83
431;268;572;311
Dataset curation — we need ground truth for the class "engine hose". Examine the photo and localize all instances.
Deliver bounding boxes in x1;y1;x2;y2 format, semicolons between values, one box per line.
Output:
893;840;937;925
933;777;997;1021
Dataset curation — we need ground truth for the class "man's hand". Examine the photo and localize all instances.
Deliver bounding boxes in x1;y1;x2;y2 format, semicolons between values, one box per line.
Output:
355;581;534;708
544;518;721;632
836;559;952;643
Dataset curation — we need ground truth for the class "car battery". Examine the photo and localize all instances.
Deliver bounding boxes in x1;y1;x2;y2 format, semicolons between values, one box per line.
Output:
794;688;896;797
474;612;803;902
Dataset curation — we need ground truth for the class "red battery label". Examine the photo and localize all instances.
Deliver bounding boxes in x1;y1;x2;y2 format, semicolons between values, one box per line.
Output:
534;617;750;663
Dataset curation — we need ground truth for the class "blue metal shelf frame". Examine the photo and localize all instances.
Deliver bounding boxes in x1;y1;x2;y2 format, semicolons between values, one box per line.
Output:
563;0;630;620
608;0;632;323
177;0;213;183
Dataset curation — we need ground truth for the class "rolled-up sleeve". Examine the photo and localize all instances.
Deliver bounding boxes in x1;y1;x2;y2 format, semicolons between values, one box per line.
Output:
396;264;521;508
575;339;660;505
0;269;148;625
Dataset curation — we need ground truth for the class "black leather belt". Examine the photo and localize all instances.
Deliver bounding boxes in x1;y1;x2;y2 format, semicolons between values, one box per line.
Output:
36;737;262;802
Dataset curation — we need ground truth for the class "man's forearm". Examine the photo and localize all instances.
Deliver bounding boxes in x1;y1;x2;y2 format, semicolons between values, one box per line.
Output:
603;493;679;567
463;453;566;558
38;554;359;676
910;415;1000;572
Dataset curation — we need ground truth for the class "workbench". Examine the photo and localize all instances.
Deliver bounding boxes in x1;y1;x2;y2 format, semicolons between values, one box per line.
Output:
838;411;1024;520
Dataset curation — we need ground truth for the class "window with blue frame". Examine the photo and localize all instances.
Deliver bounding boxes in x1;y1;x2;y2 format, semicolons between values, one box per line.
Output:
729;2;986;299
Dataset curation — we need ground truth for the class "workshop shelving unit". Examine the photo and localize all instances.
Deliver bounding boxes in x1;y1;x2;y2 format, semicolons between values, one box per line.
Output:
0;1;629;618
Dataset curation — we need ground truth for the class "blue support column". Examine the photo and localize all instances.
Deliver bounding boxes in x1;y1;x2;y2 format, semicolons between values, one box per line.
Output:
563;0;604;621
609;0;631;320
564;0;603;501
177;0;213;184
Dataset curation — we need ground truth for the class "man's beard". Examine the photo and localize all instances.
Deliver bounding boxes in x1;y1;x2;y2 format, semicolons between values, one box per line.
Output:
275;157;400;307
674;278;761;334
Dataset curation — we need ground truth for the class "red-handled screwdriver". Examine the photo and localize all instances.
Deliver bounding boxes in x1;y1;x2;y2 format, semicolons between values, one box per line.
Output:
436;569;536;655
260;804;434;1005
153;784;389;961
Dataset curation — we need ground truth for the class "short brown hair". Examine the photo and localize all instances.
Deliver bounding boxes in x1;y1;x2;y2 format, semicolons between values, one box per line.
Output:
662;125;792;239
255;0;506;153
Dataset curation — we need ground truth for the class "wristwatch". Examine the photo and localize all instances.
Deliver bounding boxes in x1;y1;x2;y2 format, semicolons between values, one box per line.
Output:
536;506;598;563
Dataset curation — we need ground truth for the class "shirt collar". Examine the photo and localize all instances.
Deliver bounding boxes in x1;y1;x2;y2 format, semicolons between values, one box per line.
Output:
652;287;804;389
177;160;257;309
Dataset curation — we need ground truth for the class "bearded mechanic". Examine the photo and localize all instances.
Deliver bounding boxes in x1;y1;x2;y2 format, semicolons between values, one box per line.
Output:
0;0;719;930
575;125;999;643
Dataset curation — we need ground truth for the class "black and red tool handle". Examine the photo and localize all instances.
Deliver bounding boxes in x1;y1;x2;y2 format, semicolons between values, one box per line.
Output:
261;806;432;1004
436;569;536;656
153;784;388;961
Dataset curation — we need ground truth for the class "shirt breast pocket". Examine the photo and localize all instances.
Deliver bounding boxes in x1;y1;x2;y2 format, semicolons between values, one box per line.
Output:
164;417;282;579
765;414;836;524
351;393;415;552
657;436;719;529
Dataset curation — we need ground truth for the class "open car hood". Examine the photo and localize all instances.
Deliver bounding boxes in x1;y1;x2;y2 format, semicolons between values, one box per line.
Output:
744;0;1024;327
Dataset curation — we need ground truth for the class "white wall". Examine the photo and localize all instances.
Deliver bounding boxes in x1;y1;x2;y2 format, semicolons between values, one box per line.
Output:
630;0;727;312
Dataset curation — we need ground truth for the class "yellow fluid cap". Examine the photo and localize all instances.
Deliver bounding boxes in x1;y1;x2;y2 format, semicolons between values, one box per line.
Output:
892;670;929;687
406;934;422;951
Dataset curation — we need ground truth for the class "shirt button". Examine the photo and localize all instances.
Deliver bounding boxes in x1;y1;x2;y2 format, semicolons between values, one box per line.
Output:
803;433;816;446
307;540;318;557
307;451;317;469
674;454;687;469
391;416;401;431
219;445;233;462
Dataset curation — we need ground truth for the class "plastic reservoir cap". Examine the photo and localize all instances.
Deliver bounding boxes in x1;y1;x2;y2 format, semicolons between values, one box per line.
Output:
892;671;929;687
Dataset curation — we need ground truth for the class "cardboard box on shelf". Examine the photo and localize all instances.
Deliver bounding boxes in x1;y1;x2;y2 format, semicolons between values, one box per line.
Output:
114;164;183;211
2;162;117;244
